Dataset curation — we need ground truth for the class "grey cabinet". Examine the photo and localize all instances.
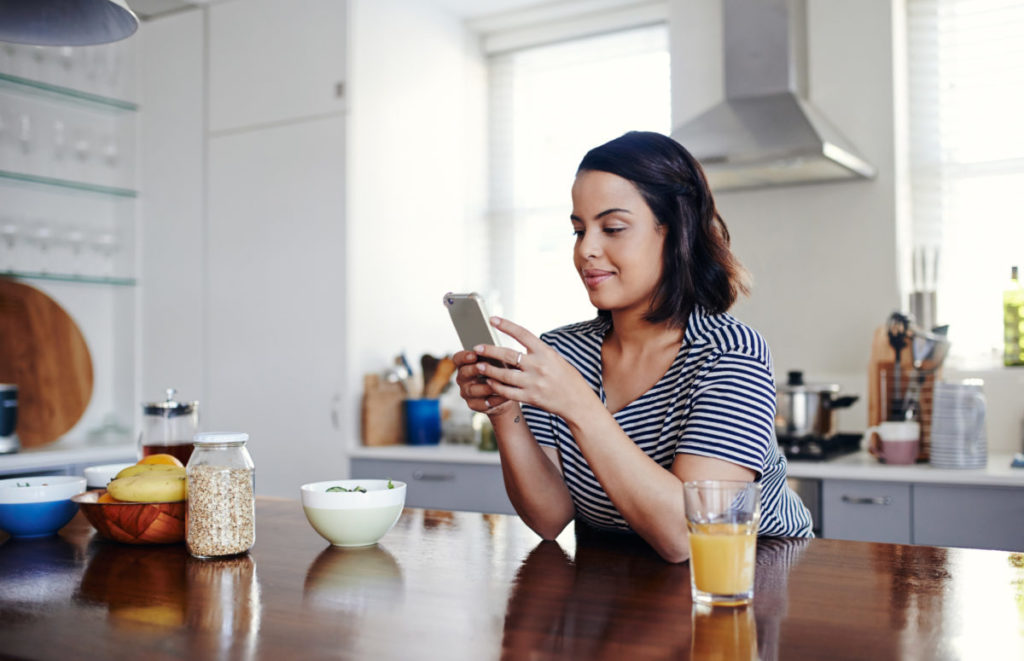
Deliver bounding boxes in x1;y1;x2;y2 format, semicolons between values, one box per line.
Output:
352;460;516;517
821;479;1024;551
913;484;1024;552
351;458;514;516
822;480;912;544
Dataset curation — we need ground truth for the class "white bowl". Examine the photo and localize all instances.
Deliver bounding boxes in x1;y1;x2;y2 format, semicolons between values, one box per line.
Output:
83;463;134;489
0;475;87;538
0;475;87;504
300;479;406;547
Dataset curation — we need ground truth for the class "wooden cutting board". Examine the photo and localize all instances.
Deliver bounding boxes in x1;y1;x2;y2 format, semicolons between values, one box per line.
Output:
0;278;93;447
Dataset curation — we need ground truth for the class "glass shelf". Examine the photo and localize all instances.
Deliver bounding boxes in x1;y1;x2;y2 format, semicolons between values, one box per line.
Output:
0;72;138;112
1;271;137;287
0;169;137;198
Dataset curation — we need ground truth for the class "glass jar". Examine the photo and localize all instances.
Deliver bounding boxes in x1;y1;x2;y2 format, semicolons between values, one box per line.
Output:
186;432;255;558
139;388;199;465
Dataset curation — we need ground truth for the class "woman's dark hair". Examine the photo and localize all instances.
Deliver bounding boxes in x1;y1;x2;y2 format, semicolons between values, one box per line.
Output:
577;130;749;327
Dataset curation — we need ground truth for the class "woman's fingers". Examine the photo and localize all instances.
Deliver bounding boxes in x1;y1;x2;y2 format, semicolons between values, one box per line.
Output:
490;316;544;352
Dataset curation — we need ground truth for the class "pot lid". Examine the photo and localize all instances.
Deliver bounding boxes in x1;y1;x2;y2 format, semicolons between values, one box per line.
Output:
142;388;198;417
778;370;840;393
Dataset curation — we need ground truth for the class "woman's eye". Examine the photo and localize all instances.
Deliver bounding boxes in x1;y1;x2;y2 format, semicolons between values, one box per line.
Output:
571;229;584;238
603;227;626;235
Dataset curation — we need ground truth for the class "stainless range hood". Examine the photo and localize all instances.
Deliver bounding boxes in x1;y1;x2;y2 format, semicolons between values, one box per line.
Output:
671;0;875;191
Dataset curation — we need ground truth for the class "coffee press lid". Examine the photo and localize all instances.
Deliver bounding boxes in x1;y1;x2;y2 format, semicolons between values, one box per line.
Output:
143;388;198;417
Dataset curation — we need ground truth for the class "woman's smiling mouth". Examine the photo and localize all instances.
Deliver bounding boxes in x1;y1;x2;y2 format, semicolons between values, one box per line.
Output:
581;269;615;288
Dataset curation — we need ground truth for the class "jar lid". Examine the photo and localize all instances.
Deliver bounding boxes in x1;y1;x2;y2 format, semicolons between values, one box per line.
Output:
143;388;198;417
193;431;249;445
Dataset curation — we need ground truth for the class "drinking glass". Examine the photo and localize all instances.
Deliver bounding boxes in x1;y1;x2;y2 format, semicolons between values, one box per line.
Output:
684;480;761;606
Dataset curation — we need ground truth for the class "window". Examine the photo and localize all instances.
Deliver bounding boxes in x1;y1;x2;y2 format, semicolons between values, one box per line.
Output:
486;22;670;334
907;0;1024;366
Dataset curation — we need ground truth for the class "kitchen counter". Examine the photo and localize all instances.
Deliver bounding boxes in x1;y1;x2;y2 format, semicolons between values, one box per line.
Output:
1;500;1021;659
352;443;1024;487
786;451;1024;487
0;441;136;478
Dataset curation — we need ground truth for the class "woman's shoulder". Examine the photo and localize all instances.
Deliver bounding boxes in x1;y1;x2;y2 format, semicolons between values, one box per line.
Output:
688;307;771;362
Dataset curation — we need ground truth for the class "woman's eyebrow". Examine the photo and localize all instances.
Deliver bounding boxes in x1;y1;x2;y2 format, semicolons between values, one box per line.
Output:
570;208;632;222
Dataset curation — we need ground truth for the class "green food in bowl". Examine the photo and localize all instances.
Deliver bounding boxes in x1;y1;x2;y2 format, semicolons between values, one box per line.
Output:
300;479;406;547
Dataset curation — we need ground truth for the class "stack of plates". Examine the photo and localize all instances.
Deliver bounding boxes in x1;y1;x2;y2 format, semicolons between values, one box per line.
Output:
930;391;987;470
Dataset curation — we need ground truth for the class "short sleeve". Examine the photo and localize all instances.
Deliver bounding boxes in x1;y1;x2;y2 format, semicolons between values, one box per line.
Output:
522;402;557;448
676;349;776;477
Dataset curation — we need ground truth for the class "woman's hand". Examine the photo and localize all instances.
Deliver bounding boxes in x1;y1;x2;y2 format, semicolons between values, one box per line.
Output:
471;317;596;422
453;349;512;414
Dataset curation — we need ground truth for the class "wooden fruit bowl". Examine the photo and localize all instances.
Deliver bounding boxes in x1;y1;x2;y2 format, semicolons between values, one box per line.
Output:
73;491;185;545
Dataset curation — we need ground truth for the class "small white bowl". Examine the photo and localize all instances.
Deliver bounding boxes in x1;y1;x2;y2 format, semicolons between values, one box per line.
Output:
300;479;406;547
83;463;134;489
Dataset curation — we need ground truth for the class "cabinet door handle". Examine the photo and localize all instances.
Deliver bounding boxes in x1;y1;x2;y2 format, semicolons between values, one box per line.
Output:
412;470;455;482
841;495;891;506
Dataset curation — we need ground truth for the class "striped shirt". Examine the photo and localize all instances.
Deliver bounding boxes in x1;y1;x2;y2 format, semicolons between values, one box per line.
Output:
521;305;813;538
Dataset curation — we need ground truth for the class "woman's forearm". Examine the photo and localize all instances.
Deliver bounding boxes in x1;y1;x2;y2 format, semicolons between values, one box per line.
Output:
564;400;691;562
490;405;575;539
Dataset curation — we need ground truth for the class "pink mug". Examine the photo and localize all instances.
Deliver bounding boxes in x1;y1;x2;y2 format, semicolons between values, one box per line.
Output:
865;421;920;465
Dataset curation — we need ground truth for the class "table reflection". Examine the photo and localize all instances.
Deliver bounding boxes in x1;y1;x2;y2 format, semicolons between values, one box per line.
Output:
501;531;809;661
502;532;690;659
74;540;261;657
691;604;758;661
0;533;89;611
76;539;189;629
302;543;404;613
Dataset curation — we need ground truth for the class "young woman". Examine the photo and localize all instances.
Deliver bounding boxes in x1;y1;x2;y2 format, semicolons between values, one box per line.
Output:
454;131;812;563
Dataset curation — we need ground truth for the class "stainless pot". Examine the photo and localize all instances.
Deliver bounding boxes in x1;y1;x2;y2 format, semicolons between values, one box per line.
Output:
775;371;858;439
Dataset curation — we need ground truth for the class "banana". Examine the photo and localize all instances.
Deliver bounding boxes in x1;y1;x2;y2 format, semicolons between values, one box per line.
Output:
115;464;186;480
107;474;187;503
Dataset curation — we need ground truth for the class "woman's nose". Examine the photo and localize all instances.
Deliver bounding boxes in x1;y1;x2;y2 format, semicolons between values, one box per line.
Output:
577;230;601;259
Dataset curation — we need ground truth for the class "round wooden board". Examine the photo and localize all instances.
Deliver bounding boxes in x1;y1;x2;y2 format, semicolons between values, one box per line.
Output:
0;278;93;447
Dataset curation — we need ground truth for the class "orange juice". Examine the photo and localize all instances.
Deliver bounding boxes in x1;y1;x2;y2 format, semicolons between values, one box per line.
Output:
688;522;756;599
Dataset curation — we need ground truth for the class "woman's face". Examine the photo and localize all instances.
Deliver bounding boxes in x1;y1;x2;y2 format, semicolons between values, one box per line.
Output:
571;170;666;317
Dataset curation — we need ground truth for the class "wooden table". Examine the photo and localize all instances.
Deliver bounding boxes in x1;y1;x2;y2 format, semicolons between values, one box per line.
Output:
1;499;1022;660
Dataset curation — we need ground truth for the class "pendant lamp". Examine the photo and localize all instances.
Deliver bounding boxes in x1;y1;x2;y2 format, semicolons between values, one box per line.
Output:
0;0;139;46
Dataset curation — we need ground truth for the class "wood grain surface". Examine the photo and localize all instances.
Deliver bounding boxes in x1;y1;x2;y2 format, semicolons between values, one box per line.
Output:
0;278;93;447
1;500;1022;660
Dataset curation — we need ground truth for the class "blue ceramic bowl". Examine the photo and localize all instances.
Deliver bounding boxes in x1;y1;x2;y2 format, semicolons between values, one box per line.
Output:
0;476;87;538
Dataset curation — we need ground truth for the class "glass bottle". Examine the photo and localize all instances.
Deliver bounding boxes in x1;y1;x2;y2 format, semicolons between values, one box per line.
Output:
186;432;255;558
1004;266;1024;366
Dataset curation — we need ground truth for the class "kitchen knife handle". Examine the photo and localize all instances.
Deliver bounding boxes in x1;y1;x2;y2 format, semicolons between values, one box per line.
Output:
841;495;892;506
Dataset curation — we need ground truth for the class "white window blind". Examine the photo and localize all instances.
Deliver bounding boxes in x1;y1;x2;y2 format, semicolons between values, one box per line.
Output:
907;0;1024;366
487;23;670;334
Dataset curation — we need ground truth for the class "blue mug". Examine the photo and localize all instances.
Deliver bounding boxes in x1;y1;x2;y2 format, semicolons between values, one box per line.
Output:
404;398;442;446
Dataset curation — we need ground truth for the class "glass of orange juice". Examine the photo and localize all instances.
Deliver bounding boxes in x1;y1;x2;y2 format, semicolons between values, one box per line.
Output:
683;480;761;606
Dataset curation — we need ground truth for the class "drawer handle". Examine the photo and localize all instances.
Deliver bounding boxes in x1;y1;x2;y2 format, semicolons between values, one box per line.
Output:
841;495;892;506
412;470;455;482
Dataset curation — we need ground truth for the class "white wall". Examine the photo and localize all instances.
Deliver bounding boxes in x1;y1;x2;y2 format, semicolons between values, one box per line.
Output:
138;10;206;408
346;0;488;446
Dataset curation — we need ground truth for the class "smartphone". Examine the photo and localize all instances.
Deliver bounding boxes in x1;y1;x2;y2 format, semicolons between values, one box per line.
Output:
443;292;505;366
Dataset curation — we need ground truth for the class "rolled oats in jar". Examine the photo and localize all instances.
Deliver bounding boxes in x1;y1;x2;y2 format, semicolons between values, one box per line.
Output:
186;431;255;558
